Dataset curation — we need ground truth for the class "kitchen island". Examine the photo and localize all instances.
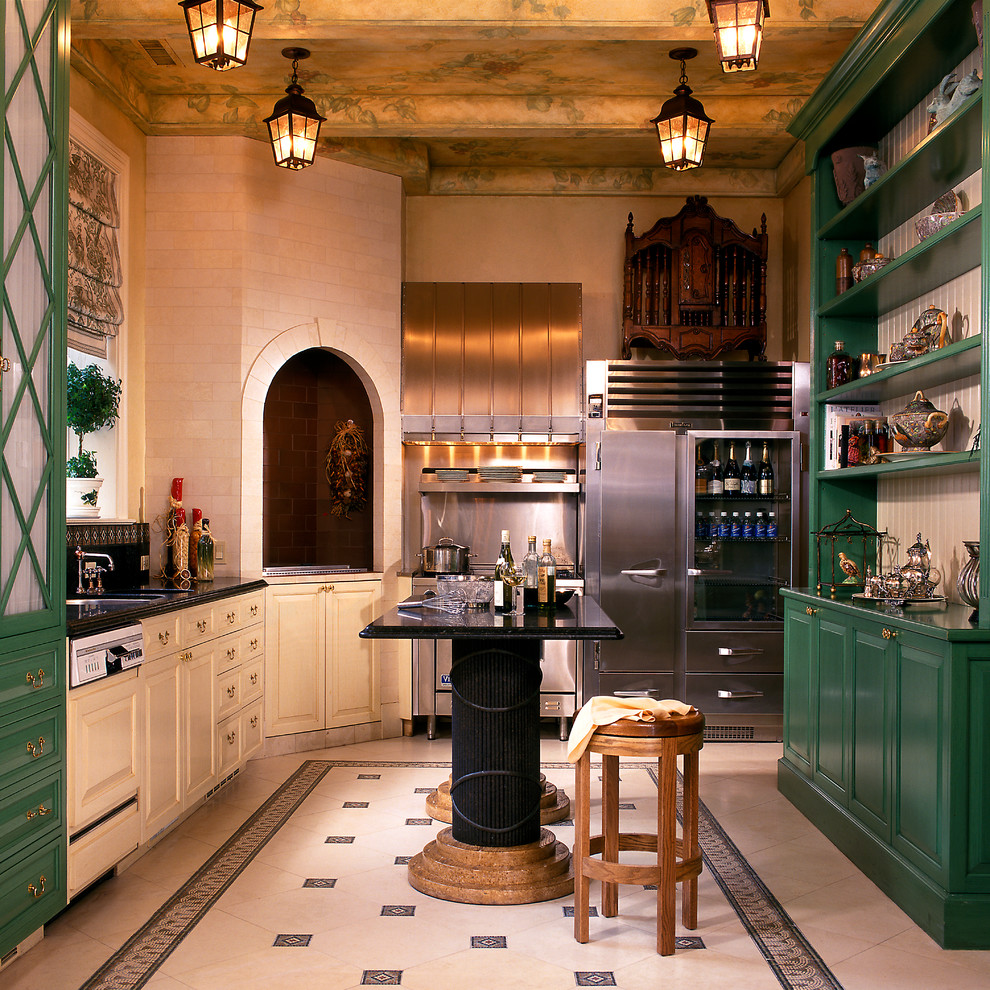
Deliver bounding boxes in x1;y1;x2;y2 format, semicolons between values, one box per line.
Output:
360;596;621;904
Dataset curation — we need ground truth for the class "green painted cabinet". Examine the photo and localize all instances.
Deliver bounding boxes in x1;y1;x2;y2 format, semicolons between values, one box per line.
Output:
0;0;69;961
781;0;990;949
780;590;990;947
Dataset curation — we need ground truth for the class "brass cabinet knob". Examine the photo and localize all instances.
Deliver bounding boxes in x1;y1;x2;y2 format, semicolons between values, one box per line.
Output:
806;606;818;616
26;804;51;820
250;672;259;685
226;731;236;745
159;630;170;645
882;628;896;639
197;619;208;633
250;604;259;616
27;875;46;898
227;685;236;698
25;668;45;688
226;648;236;661
249;638;259;651
26;737;45;758
226;611;236;624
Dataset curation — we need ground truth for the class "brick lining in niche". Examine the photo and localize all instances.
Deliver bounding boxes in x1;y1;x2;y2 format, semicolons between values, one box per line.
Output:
263;348;373;569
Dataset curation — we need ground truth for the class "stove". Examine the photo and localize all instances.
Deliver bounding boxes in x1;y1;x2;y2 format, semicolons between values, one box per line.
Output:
410;570;584;740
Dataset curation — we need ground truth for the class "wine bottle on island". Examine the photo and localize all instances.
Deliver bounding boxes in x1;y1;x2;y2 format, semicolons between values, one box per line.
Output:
522;535;539;611
758;442;774;496
494;529;514;611
724;442;741;494
537;538;556;613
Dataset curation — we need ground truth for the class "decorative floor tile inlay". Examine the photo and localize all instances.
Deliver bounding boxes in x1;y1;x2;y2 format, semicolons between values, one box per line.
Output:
414;787;434;793
358;773;381;779
575;972;616;987
562;906;598;918
471;936;507;948
79;760;332;990
381;905;416;916
618;803;636;810
273;934;312;947
343;801;370;808
75;757;844;990
362;970;402;985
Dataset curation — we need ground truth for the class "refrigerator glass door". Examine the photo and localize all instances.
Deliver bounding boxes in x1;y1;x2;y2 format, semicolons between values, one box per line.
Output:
597;430;679;673
687;431;798;628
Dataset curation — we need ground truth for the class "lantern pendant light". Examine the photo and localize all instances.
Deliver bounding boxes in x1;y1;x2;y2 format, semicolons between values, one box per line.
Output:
707;0;770;72
179;0;262;71
265;48;327;170
651;48;714;171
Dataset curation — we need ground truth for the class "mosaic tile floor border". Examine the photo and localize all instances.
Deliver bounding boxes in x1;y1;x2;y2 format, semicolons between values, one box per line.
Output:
79;761;332;990
76;758;843;990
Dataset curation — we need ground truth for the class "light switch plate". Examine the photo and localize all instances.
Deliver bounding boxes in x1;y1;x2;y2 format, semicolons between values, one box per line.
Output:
215;540;226;563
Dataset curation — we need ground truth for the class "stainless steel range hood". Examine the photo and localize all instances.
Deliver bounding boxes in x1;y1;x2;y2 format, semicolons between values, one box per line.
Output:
402;282;583;441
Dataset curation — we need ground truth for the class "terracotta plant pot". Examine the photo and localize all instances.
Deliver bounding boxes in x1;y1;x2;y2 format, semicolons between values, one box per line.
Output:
830;146;875;205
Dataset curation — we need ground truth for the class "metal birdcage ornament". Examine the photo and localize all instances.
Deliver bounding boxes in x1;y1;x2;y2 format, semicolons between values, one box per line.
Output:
815;509;885;597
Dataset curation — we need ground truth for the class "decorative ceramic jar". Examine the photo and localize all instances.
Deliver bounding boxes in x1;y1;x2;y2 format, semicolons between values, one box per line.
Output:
889;390;949;452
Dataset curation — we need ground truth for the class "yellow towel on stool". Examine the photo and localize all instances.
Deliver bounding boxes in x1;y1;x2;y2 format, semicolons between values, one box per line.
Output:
567;696;696;762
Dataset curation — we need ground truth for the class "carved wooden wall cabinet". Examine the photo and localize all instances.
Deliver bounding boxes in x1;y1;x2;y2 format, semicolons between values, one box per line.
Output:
622;196;767;360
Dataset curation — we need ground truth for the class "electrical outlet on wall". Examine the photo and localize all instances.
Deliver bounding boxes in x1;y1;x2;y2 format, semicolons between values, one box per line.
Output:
215;541;226;563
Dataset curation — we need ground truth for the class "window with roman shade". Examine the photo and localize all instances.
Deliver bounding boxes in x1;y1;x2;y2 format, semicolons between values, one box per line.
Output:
68;139;123;357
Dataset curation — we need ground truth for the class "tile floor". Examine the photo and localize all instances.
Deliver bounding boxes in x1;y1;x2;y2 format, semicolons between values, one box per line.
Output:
6;733;990;990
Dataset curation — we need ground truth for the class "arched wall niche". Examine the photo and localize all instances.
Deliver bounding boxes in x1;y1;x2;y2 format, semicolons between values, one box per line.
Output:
240;318;402;583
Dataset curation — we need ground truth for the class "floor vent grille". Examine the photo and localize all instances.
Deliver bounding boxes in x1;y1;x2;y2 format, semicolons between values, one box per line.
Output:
704;724;756;741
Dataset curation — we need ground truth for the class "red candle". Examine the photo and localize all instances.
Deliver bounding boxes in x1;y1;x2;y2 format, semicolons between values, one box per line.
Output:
171;477;183;501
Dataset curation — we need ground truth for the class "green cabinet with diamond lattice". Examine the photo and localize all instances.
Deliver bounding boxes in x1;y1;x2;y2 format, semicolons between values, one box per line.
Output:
1;0;70;959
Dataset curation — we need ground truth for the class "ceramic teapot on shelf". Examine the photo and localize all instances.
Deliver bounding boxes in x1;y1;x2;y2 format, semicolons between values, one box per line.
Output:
889;390;949;452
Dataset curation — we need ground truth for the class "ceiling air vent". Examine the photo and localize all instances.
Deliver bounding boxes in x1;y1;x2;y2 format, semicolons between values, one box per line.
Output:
137;39;182;67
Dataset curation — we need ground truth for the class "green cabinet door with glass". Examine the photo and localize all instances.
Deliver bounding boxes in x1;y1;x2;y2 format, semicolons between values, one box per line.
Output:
0;0;70;960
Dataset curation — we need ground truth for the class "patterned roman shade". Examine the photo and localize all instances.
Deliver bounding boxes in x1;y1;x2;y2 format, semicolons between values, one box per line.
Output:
68;140;123;356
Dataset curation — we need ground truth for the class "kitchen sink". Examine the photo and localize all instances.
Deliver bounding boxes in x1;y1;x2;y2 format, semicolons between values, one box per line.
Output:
67;592;172;606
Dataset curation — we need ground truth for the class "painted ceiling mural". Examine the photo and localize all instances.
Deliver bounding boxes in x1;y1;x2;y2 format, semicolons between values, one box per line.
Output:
70;0;887;194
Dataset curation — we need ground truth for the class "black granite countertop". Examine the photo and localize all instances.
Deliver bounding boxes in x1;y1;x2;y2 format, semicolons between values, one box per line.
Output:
66;576;267;638
359;595;622;641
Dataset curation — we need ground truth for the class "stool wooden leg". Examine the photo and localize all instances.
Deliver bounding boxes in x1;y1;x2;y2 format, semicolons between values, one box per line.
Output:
574;751;591;944
658;737;676;955
681;747;699;930
602;753;620;917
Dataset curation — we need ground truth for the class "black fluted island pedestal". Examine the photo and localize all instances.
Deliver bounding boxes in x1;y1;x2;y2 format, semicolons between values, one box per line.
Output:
360;597;622;904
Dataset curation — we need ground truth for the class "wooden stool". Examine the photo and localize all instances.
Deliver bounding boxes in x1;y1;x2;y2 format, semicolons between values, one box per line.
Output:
573;710;705;955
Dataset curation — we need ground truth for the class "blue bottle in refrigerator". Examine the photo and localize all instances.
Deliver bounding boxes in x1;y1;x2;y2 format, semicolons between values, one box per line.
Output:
755;510;767;539
743;511;754;539
695;511;707;540
718;511;731;539
767;511;777;538
730;511;742;539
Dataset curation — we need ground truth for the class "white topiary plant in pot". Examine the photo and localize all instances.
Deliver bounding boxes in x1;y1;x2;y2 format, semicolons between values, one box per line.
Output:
66;362;121;518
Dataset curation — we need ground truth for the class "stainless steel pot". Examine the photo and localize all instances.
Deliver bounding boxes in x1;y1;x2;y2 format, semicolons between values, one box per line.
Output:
418;538;474;574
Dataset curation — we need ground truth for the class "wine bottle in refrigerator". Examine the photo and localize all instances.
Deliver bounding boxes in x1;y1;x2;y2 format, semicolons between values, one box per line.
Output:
740;441;757;494
537;539;556;613
708;442;724;494
694;444;710;494
759;442;774;495
724;442;741;494
522;535;539;611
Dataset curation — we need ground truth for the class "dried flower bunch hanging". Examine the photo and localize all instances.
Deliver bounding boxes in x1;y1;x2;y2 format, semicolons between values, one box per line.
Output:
325;419;369;518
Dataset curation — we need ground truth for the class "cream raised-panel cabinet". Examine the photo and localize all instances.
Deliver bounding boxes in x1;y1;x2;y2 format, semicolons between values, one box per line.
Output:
140;653;182;840
265;580;381;736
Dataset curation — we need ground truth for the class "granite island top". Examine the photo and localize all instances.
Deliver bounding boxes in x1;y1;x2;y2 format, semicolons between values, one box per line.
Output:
359;595;622;641
66;575;267;637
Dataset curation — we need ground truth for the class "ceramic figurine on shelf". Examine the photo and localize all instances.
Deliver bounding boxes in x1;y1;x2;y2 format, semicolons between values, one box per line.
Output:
838;552;861;584
928;70;982;130
859;154;887;188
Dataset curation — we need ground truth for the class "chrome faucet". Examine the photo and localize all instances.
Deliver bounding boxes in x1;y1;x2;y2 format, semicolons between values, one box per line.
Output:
76;546;115;595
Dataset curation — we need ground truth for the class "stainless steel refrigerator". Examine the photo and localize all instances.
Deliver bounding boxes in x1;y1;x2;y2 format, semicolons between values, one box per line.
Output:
584;360;808;741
